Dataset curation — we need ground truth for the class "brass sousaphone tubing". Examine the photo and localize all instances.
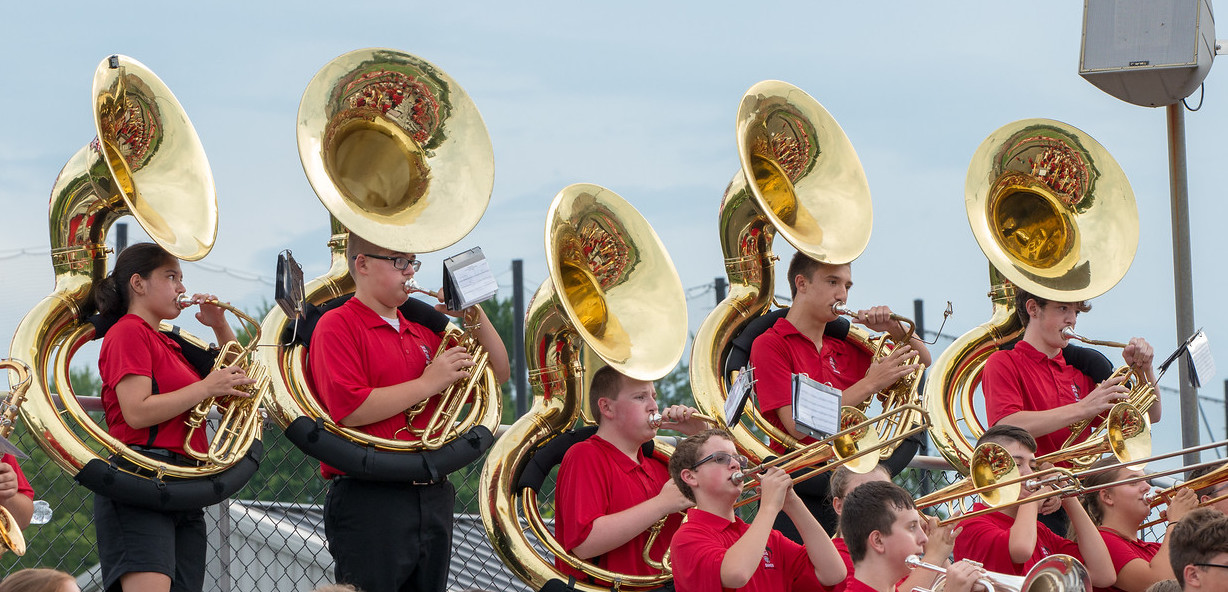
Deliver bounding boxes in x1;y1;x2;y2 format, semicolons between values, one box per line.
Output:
732;404;929;509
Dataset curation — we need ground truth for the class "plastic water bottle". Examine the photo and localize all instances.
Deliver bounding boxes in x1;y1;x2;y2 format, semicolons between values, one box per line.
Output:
29;500;52;525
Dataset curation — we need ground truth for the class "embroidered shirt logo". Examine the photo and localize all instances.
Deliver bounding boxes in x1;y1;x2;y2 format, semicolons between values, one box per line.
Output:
828;355;839;374
762;547;775;569
420;344;432;362
1070;383;1081;401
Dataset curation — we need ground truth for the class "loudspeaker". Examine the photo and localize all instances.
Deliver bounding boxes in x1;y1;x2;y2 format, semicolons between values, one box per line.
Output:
1079;0;1216;107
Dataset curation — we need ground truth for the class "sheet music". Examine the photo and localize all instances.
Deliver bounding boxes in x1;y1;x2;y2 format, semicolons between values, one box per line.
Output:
725;366;754;427
444;247;499;309
791;374;842;438
1188;330;1215;387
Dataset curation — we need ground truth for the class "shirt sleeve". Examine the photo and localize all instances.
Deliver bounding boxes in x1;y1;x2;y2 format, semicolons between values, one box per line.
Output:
554;443;612;551
2;455;33;499
750;327;796;414
952;515;1021;574
775;531;827;591
309;314;375;423
1098;529;1141;574
982;350;1024;426
670;522;728;592
99;322;155;388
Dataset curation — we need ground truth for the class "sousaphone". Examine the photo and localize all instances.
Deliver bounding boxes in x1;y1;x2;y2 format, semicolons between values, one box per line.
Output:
690;80;905;466
257;48;500;479
924;118;1139;471
10;55;262;510
480;183;687;591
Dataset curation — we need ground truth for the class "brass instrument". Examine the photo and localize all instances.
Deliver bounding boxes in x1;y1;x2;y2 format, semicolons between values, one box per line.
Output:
257;48;500;454
1033;402;1150;469
906;554;1090;592
915;442;1024;518
0;359;32;557
927;439;1228;526
10;56;266;496
732;404;930;509
646;411;720;430
1060;327;1157;451
175;295;271;465
689;80;878;467
832;302;926;460
1139;457;1228;530
924;119;1139;472
480;183;688;591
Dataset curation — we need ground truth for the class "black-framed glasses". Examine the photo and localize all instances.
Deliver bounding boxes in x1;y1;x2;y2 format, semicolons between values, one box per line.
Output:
1194;563;1228;570
360;253;421;272
691;451;748;471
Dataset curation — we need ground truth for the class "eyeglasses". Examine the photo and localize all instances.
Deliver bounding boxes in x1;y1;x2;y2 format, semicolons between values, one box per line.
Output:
1194;563;1228;570
691;451;748;471
360;254;421;272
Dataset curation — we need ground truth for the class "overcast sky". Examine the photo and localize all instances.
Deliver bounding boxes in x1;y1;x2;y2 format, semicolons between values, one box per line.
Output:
1;2;1225;463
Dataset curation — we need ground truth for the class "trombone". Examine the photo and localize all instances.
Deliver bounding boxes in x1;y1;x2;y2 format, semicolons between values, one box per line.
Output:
1033;402;1151;468
732;404;929;509
921;439;1228;526
1138;458;1228;531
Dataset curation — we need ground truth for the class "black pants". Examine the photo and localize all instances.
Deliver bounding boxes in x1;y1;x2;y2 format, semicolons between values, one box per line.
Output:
325;477;455;592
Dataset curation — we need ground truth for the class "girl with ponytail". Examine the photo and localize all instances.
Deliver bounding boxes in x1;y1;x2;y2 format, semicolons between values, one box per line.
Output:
92;242;255;592
1079;458;1199;592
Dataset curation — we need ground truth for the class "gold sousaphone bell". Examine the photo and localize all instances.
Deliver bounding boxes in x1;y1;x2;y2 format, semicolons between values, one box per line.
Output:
925;119;1140;471
480;183;688;591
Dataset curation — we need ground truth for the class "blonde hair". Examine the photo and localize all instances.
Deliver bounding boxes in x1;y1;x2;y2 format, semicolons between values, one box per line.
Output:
0;569;74;592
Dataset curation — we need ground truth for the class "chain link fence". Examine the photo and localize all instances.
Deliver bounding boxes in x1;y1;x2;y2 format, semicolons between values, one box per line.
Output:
1;415;1174;591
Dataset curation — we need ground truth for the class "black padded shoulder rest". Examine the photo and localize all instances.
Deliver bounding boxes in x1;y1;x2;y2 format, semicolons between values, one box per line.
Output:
724;307;851;383
87;314;218;379
514;427;658;492
999;339;1115;383
74;440;263;511
283;294;451;347
284;417;493;483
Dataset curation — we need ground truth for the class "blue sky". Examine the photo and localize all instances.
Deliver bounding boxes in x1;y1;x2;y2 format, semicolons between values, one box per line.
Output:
1;2;1225;466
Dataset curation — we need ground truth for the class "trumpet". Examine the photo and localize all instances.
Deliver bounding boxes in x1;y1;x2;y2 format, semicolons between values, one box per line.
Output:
732;404;929;509
175;294;271;465
1060;327;1157;455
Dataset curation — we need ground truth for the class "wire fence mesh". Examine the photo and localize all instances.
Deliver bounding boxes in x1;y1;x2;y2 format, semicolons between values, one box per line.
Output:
1;418;1173;592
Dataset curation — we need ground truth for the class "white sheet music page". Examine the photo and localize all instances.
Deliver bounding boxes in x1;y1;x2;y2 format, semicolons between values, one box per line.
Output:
445;247;499;309
1188;330;1215;387
791;374;842;438
725;366;754;427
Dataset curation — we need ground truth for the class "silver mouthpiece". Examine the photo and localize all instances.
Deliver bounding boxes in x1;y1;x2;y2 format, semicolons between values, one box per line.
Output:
176;294;193;309
832;302;856;317
647;413;663;429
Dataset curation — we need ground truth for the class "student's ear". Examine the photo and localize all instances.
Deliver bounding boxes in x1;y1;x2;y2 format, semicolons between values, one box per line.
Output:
128;273;145;297
597;397;613;418
1025;298;1042;319
831;496;844;516
680;469;699;490
868;530;886;554
1098;489;1113;507
1184;564;1201;588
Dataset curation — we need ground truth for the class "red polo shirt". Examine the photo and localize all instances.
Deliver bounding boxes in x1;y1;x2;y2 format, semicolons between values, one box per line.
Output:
832;537;854;592
952;503;1082;576
670;508;828;592
98;314;208;456
983;341;1100;458
307;297;444;479
749;318;872;453
1095;527;1160;592
554;434;681;577
1;454;33;499
842;578;880;592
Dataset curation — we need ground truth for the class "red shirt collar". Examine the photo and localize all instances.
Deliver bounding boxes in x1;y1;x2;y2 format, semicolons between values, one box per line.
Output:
685;507;744;532
1013;340;1070;367
588;434;647;474
343;296;409;331
119;313;183;352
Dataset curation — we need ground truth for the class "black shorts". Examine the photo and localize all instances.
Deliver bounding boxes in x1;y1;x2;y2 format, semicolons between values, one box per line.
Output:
94;493;207;592
325;477;455;592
